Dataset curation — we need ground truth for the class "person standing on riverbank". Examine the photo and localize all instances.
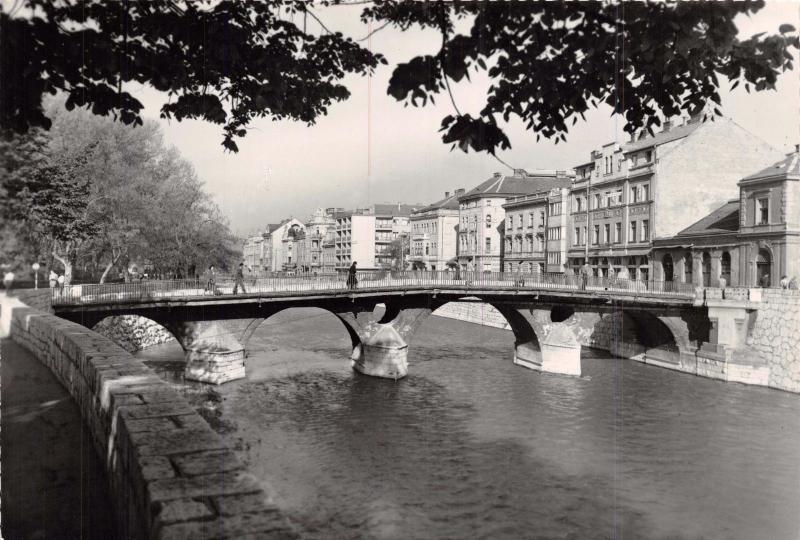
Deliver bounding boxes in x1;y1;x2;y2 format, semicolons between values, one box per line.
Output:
347;261;358;290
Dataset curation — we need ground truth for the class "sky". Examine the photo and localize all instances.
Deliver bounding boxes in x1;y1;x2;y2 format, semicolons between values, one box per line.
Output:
125;2;800;237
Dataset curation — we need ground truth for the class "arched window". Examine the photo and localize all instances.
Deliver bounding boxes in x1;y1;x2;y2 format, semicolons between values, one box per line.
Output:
721;252;732;285
663;253;674;282
756;249;772;287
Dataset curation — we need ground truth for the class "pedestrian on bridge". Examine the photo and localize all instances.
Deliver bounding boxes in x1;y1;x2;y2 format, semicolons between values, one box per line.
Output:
347;261;358;290
233;262;251;294
205;265;219;295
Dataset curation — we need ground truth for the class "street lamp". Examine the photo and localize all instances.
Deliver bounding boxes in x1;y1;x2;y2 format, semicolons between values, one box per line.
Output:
32;262;40;289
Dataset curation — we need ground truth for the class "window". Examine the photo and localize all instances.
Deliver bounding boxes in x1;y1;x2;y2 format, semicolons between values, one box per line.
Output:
486;214;492;228
582;226;587;246
758;197;769;225
574;227;581;246
548;252;561;265
517;214;523;229
595;194;602;209
485;237;491;251
642;184;650;201
547;227;561;240
506;216;512;229
631;186;639;203
614;222;621;244
630;221;637;242
549;202;562;215
539;212;546;227
593;225;600;245
528;212;534;227
642;220;650;241
645;150;653;162
603;224;610;244
576;197;583;212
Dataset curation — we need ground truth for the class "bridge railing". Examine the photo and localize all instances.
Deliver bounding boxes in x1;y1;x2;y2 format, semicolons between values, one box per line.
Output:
50;270;696;306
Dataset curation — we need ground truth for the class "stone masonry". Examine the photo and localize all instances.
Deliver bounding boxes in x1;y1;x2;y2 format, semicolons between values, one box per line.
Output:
93;315;176;353
0;293;297;539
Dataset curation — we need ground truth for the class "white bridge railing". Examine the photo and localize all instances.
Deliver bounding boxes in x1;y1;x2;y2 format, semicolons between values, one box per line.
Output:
51;270;697;306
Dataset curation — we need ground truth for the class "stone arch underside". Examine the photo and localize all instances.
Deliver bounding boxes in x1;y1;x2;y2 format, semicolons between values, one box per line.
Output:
91;314;177;353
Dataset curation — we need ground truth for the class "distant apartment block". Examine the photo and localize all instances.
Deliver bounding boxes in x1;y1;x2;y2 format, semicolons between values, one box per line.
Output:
335;204;420;270
502;187;570;273
409;190;463;271
458;169;572;272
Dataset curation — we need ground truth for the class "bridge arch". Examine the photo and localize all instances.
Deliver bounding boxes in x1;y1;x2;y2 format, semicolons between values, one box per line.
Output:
91;314;178;353
607;310;685;366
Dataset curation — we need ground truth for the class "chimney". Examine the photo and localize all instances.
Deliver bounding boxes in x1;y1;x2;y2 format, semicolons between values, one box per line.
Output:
795;144;799;153
455;188;465;196
444;191;450;198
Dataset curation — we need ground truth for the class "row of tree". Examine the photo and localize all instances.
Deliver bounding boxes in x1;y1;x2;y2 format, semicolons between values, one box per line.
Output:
0;99;239;285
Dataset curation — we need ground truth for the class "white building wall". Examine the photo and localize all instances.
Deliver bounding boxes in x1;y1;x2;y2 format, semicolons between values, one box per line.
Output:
351;214;376;268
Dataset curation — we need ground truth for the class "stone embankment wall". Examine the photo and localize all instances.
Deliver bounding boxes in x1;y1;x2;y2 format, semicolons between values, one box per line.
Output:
93;315;176;352
0;294;297;539
750;290;800;392
433;294;800;393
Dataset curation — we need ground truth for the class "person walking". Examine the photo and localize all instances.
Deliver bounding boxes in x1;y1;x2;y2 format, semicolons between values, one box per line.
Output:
580;262;592;291
347;261;358;290
233;262;251;294
780;275;790;289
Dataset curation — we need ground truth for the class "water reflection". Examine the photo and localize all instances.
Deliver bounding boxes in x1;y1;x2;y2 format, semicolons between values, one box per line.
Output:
137;308;800;540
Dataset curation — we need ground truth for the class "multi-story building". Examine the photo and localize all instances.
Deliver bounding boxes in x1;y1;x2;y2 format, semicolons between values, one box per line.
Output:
566;116;783;280
242;233;267;273
296;208;338;273
334;204;419;270
261;218;305;272
651;146;800;287
409;190;463;271
321;227;337;273
502;187;569;273
457;169;572;272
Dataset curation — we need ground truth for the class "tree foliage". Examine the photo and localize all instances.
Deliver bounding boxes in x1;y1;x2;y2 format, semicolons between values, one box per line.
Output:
1;1;797;155
0;102;239;283
1;0;383;152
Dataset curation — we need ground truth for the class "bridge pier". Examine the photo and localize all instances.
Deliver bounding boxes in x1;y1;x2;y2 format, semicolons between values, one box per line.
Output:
167;320;250;384
497;306;582;377
336;304;432;380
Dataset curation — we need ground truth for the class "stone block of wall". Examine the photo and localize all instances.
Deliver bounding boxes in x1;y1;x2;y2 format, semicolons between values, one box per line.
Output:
2;295;296;539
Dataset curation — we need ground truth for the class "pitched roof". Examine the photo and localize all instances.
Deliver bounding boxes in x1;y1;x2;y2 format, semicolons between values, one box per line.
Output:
740;151;800;182
266;218;294;233
373;203;421;217
460;172;571;199
413;192;460;214
676;200;740;237
623;121;702;153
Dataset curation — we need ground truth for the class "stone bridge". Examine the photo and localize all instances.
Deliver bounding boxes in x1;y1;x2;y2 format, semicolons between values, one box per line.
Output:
48;272;753;384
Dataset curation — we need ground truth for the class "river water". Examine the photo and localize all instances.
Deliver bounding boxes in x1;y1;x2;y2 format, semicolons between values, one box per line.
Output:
137;308;800;540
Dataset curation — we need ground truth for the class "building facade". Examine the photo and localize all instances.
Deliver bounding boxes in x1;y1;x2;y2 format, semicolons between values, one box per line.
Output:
334;204;419;271
409;190;463;271
242;234;267;273
296;208;338;273
262;218;305;272
652;147;800;287
566;116;783;280
502;187;570;274
458;170;572;272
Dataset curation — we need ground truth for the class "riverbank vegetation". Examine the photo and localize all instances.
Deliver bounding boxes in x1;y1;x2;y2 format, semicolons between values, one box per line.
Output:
0;100;239;284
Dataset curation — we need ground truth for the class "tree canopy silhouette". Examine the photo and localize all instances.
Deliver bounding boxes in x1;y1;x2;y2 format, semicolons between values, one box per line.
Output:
2;1;797;155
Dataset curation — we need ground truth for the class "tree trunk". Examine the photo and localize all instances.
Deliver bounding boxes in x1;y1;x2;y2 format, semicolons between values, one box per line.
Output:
99;249;124;283
53;252;73;286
